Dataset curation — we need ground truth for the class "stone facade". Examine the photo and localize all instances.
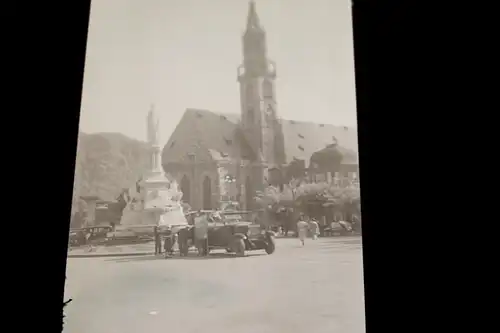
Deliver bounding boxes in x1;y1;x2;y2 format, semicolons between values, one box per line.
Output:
161;2;359;211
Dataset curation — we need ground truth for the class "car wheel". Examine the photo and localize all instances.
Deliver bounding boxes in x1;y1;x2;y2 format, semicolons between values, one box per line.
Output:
231;238;245;257
265;236;276;254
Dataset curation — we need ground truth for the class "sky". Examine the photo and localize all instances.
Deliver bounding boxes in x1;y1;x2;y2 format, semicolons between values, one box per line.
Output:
80;0;357;146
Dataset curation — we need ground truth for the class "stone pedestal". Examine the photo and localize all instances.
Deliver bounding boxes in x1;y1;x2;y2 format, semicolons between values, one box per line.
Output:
118;105;188;228
119;172;188;227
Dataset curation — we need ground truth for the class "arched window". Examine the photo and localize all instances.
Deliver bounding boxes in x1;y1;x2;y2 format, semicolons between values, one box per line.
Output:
247;107;255;123
245;176;254;211
245;84;254;102
245;83;255;124
180;175;191;206
203;176;212;210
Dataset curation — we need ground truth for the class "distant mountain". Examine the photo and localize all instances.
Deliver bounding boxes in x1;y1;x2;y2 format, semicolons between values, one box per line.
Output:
72;132;150;208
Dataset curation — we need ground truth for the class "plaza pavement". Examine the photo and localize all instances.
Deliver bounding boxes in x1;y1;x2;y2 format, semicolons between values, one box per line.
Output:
67;242;155;258
64;236;366;333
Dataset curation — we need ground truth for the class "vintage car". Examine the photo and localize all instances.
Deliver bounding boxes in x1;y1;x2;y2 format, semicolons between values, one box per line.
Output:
323;221;354;237
205;211;276;256
68;225;113;247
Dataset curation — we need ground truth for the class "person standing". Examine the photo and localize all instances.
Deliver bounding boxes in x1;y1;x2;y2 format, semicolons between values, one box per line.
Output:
194;212;209;256
171;232;178;256
154;226;162;255
310;218;320;240
163;228;172;258
178;226;189;256
163;229;178;258
296;215;309;246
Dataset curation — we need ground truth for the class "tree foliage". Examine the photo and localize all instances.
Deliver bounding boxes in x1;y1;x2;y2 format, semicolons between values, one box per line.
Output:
256;180;360;216
255;181;297;211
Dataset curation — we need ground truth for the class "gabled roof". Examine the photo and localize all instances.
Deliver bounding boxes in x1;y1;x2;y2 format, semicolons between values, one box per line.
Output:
162;109;253;164
162;109;358;167
280;119;358;166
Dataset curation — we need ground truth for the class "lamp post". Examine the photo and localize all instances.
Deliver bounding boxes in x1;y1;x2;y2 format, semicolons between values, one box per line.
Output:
224;174;236;202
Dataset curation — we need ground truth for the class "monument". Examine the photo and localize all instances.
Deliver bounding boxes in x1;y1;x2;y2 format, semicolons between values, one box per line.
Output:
119;105;188;227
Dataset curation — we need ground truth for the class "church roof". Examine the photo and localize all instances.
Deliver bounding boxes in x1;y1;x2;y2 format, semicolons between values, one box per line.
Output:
162;109;358;167
279;119;358;166
162;109;254;164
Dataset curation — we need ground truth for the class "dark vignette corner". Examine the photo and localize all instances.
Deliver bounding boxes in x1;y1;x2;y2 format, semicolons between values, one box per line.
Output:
351;1;432;332
24;0;93;331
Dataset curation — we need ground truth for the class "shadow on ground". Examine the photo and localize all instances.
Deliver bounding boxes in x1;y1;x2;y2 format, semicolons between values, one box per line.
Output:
108;252;267;263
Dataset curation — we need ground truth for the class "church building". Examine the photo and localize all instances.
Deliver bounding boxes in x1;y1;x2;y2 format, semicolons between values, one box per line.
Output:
161;1;359;211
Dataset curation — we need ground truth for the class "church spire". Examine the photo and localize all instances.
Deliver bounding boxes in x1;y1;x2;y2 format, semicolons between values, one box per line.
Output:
246;1;262;32
242;0;267;76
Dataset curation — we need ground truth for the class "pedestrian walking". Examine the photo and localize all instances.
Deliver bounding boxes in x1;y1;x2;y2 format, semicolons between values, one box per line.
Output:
85;229;94;252
296;215;309;246
154;226;162;255
310;218;320;240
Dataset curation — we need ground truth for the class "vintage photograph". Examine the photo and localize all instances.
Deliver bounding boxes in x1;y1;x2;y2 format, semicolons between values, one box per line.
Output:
65;0;363;332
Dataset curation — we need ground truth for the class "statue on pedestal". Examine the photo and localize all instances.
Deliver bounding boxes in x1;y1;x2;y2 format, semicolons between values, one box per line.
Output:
147;104;160;146
119;105;188;228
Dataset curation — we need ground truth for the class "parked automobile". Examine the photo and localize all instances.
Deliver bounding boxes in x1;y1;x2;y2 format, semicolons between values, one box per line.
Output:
68;226;113;247
204;211;276;256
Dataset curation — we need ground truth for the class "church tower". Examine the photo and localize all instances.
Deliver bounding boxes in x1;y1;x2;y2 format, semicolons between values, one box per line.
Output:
238;1;284;167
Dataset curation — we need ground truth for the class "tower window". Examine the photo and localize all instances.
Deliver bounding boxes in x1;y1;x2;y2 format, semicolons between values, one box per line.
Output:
263;80;273;98
223;137;233;145
298;145;304;151
298;133;305;139
246;84;253;101
247;108;255;123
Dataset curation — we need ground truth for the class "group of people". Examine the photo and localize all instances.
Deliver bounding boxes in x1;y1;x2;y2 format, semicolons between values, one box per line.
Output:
153;211;219;258
296;215;321;246
295;214;359;245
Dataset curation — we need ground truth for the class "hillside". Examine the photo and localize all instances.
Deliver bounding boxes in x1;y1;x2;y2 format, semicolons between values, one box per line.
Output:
72;132;150;209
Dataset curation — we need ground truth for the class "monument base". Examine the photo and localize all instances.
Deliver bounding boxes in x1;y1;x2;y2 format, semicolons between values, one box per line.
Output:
119;172;188;228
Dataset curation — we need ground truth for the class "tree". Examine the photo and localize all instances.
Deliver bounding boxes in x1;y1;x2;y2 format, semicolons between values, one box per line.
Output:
255;179;302;211
292;181;360;220
254;179;305;231
309;143;344;174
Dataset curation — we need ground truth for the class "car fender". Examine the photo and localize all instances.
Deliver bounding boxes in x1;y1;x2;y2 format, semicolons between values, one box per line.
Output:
232;233;247;240
264;230;276;239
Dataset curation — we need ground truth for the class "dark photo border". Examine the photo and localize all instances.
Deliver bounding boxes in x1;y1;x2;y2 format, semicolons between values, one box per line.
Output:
8;1;474;332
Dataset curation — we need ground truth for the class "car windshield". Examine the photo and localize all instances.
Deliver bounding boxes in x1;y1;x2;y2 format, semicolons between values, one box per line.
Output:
222;211;252;223
224;214;242;222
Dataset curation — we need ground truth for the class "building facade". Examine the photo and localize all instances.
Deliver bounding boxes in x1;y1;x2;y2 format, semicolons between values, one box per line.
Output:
161;1;359;211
